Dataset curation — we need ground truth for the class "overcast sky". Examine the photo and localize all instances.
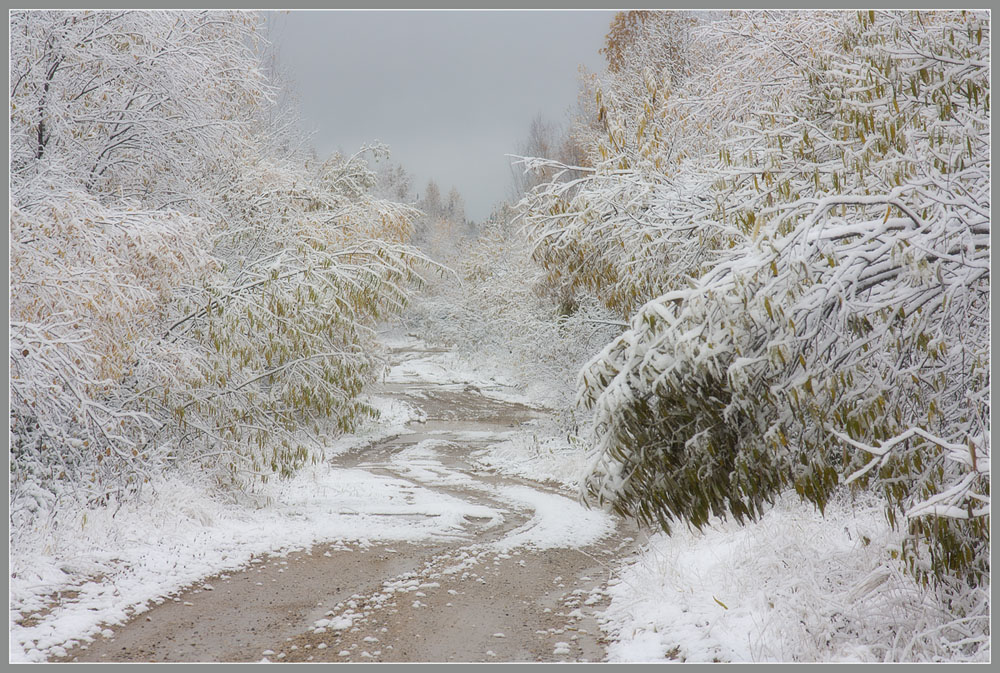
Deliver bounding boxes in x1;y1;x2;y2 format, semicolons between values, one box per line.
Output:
266;10;614;222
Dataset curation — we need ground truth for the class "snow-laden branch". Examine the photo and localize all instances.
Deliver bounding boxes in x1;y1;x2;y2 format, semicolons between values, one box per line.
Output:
9;10;431;516
520;9;989;591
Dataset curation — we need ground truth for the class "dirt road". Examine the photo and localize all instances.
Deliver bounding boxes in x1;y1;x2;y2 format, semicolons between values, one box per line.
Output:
57;342;635;663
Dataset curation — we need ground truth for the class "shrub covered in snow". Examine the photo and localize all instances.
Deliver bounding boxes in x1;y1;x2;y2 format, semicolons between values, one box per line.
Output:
520;8;989;624
9;11;427;528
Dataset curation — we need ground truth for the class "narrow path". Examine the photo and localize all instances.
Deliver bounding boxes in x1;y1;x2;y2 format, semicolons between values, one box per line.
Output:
57;341;636;663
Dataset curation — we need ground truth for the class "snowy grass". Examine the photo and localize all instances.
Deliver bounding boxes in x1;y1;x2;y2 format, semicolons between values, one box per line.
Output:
598;490;990;663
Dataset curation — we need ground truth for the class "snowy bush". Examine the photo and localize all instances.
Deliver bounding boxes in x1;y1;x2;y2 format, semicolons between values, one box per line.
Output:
600;491;990;662
9;11;427;525
521;10;989;598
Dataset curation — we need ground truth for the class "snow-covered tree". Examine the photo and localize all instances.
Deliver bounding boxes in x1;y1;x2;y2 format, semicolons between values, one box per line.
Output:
445;186;465;224
375;161;415;204
521;10;989;591
509;112;593;204
9;10;427;521
410;179;472;258
151;142;425;487
9;10;268;209
10;10;264;511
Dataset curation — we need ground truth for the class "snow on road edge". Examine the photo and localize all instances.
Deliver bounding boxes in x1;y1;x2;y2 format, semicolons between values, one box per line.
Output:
8;394;444;663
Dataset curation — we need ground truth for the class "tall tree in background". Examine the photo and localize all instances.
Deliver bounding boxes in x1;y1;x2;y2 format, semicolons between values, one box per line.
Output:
411;178;471;257
509;112;593;201
420;179;443;216
445;186;465;223
375;161;415;204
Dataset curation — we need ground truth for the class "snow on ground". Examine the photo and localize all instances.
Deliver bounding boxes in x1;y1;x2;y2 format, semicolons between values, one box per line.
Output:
385;332;990;663
471;426;591;491
7;333;609;664
492;485;615;552
381;440;615;553
13;328;976;664
387;440;485;490
596;490;986;663
380;332;554;407
382;333;595;492
8;393;482;663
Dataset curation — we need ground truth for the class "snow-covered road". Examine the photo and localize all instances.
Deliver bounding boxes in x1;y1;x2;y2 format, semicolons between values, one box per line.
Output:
36;338;631;663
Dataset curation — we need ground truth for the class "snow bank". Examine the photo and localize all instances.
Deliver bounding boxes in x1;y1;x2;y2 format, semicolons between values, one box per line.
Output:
472;428;592;491
493;485;615;552
598;491;989;662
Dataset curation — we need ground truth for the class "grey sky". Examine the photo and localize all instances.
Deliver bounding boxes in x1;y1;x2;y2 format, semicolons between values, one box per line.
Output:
266;10;614;222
